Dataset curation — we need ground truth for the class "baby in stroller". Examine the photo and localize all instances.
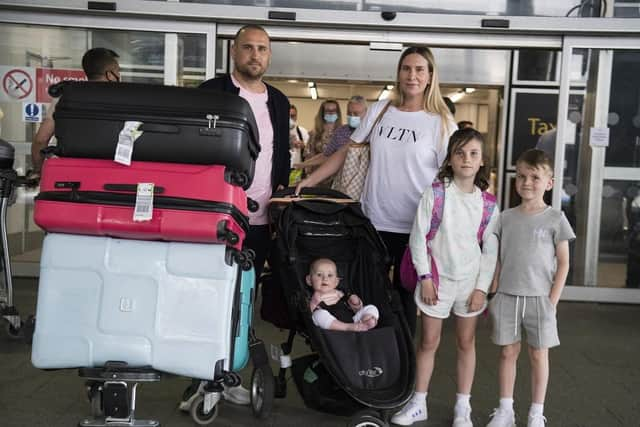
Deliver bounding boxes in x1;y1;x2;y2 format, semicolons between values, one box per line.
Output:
307;258;379;332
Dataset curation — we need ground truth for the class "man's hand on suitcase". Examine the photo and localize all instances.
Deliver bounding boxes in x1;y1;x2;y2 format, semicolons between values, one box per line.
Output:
24;170;41;187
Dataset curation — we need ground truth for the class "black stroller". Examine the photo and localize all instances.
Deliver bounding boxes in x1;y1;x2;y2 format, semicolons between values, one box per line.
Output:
261;187;415;427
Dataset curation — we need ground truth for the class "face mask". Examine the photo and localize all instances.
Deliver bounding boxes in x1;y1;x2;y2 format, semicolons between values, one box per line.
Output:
106;70;120;82
347;115;361;129
324;113;338;123
289;118;296;129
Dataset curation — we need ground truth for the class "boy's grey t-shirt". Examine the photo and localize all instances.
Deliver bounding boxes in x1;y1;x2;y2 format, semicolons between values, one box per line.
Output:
495;206;575;296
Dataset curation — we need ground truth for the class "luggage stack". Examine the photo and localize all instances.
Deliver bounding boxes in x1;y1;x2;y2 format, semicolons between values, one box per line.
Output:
29;82;271;425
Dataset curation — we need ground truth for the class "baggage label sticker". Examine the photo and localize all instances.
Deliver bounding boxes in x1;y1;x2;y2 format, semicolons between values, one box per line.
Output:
115;121;143;166
133;183;154;222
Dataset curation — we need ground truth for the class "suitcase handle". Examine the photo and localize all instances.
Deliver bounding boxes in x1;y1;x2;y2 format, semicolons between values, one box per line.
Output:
103;184;165;194
139;123;180;134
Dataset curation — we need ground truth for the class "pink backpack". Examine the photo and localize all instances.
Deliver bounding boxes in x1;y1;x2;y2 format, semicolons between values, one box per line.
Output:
399;180;497;293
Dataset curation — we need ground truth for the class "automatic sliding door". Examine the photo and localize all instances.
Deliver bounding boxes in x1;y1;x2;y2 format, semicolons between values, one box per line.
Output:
557;37;640;302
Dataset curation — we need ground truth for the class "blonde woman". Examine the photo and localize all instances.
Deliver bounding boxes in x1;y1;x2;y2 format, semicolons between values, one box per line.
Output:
303;99;342;183
297;46;456;336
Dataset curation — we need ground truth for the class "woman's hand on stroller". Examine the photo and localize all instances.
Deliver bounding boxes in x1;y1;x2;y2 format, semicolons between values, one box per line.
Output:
420;278;438;306
294;178;310;197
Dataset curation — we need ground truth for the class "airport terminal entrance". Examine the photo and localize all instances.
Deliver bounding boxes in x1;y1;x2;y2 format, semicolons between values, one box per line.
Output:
0;4;639;302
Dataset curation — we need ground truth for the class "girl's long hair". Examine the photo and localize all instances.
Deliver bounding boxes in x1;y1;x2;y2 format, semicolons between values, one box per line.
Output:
391;46;455;146
313;99;342;136
437;128;490;191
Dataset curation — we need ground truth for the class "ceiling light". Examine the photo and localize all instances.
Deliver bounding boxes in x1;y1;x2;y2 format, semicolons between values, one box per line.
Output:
369;42;403;51
449;92;465;103
308;82;317;100
378;85;394;101
464;87;476;94
288;79;298;83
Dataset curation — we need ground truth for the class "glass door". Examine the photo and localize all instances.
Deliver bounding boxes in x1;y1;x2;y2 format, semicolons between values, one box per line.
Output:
556;37;640;303
0;16;213;276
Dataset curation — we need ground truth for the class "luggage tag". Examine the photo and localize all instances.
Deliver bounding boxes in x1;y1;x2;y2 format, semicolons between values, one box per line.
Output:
133;183;154;222
115;121;143;166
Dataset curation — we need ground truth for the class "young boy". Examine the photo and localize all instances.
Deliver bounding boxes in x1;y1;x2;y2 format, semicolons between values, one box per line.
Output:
486;149;575;427
307;258;379;332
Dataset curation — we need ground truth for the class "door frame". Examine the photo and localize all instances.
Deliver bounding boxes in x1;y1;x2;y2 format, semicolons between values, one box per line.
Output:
556;36;640;303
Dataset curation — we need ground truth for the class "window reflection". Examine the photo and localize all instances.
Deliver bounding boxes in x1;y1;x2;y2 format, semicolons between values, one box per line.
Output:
606;50;640;167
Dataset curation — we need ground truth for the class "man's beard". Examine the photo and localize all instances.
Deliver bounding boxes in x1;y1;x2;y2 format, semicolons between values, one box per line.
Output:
236;63;265;80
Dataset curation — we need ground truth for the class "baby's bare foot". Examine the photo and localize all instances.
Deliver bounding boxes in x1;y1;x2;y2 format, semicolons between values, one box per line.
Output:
362;316;378;330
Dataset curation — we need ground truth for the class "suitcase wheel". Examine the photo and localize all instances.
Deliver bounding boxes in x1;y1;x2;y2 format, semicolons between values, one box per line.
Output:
217;221;239;245
234;250;254;271
232;172;249;188
247;198;259;213
226;232;239;245
225;170;249;188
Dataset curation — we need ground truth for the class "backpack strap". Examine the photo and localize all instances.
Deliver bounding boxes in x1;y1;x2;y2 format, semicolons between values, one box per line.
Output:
426;180;445;242
477;191;497;245
419;180;445;292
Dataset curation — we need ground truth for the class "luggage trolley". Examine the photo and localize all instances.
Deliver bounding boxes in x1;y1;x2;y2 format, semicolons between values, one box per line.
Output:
0;138;35;341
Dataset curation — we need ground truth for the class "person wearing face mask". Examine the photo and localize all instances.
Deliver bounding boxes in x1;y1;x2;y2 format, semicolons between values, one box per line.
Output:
29;47;121;181
289;105;309;165
289;105;309;184
295;96;367;171
302;99;342;184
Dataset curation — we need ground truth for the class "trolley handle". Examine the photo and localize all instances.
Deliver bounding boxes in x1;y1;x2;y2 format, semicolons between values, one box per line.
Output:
15;175;40;188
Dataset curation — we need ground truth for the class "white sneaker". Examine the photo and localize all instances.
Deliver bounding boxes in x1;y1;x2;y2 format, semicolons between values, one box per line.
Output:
391;399;428;426
453;405;473;427
527;414;546;427
222;384;250;405
486;408;516;427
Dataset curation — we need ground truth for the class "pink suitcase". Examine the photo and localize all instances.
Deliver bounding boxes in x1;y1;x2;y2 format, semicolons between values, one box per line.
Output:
34;158;251;249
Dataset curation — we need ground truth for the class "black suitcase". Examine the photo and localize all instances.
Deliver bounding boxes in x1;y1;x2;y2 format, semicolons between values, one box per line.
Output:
51;81;260;189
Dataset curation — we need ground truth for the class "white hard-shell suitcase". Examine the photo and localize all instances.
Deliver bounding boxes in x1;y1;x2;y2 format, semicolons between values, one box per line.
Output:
31;233;245;380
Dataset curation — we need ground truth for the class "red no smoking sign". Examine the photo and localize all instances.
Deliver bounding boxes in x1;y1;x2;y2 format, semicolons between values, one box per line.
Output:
2;68;34;100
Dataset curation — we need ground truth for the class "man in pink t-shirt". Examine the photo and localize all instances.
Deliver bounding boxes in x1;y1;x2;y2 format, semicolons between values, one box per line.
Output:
200;25;290;280
182;24;290;409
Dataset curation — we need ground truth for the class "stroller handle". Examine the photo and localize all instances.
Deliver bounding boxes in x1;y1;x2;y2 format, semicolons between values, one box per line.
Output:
273;186;352;200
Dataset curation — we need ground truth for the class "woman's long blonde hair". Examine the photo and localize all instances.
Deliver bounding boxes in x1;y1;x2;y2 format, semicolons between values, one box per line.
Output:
390;46;455;146
312;99;342;137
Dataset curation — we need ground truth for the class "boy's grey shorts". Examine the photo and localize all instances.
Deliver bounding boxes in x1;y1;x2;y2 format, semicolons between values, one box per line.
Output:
489;293;560;349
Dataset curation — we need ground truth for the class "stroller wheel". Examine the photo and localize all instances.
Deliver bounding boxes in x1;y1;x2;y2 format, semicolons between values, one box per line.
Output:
250;364;274;419
190;395;218;425
348;409;388;427
181;381;199;401
5;321;22;340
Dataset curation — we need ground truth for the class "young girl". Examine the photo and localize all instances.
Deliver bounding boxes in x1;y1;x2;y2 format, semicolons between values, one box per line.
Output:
391;128;500;427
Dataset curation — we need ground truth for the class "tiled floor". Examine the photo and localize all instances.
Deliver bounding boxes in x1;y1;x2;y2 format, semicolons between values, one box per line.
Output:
2;277;639;427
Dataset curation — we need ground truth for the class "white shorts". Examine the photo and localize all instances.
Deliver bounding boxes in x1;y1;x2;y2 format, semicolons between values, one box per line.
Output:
414;277;487;319
312;305;379;329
